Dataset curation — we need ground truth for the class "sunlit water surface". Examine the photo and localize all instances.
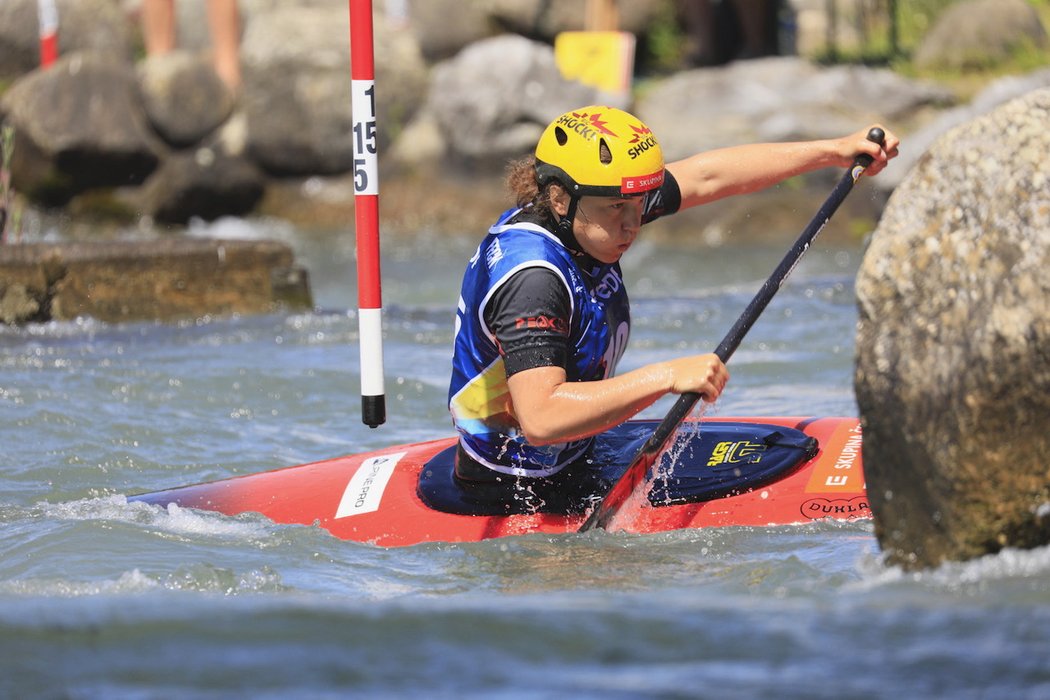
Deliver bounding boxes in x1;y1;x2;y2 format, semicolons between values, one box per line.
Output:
1;217;1047;699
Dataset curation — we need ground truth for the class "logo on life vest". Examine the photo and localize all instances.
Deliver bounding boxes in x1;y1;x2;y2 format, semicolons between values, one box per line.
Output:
592;268;624;300
485;238;505;269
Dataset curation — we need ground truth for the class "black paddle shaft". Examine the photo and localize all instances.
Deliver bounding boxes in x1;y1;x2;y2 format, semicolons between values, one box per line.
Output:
579;128;886;532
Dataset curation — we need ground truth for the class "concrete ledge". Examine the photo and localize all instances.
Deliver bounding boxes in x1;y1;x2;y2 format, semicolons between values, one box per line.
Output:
0;237;312;324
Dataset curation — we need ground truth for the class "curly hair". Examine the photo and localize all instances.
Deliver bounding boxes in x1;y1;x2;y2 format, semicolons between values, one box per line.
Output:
505;156;559;217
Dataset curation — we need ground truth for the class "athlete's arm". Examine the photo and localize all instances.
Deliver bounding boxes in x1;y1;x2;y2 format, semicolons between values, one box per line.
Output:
507;356;727;446
666;124;900;210
487;267;728;446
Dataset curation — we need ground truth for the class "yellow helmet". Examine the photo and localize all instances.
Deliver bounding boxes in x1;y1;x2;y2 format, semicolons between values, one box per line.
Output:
535;106;664;198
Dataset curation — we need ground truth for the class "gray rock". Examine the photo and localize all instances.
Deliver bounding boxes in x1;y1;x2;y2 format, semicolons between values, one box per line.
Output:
0;0;132;81
406;0;492;61
875;67;1050;192
138;51;236;147
636;57;954;161
240;3;427;174
0;0;43;79
0;0;1036;232
0;52;163;205
136;147;266;225
854;87;1050;571
481;0;662;42
426;34;611;167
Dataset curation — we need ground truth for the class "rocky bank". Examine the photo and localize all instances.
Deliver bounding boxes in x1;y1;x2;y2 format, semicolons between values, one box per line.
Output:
1;0;1045;238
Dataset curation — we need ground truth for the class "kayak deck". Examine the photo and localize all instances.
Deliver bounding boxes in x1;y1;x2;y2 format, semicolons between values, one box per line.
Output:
129;416;868;547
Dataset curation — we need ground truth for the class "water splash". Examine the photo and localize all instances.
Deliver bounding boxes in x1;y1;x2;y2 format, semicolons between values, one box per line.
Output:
41;495;276;543
511;476;546;514
607;402;711;531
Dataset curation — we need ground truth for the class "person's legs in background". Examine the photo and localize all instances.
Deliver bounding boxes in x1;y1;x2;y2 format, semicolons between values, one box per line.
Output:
206;0;241;92
140;0;176;56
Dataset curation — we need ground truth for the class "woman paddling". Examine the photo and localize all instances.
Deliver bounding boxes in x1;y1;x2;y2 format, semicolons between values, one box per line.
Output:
448;106;899;513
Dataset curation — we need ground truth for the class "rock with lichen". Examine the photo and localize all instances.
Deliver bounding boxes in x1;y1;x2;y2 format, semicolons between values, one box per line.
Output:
854;87;1050;570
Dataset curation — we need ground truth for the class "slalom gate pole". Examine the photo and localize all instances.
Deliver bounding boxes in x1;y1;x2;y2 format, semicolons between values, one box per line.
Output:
38;0;59;68
348;0;386;428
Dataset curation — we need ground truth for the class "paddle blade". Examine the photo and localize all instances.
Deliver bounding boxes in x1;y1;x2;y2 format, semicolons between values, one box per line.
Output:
580;449;658;531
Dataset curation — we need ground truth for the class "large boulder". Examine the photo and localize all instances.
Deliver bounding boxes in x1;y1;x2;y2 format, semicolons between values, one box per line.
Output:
138;51;236;147
240;3;427;175
0;53;163;206
405;0;493;62
425;34;609;169
134;146;266;225
854;88;1050;571
914;0;1048;71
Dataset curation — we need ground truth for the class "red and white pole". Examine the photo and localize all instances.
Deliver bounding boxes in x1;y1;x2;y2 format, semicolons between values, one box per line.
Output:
348;0;386;428
37;0;59;68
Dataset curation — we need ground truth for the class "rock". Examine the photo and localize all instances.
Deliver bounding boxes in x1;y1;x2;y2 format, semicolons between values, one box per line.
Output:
875;67;1050;192
135;147;266;225
0;52;163;206
240;3;427;174
914;0;1048;71
0;0;1028;231
0;282;43;325
406;0;492;62
426;34;610;168
0;0;133;81
138;51;236;147
401;0;665;65
481;0;663;42
854;87;1050;570
636;57;954;161
0;238;312;324
0;0;44;79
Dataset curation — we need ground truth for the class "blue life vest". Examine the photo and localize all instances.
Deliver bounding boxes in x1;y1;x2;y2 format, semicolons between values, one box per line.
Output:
448;208;631;477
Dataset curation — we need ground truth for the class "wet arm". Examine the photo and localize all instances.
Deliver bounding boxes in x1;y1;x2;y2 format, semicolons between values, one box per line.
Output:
666;125;900;210
489;269;728;446
507;357;727;446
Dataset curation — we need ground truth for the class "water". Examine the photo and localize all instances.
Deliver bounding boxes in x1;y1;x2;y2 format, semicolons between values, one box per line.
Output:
2;217;1048;699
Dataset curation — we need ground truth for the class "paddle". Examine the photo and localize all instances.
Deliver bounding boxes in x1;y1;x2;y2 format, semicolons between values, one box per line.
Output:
579;127;886;532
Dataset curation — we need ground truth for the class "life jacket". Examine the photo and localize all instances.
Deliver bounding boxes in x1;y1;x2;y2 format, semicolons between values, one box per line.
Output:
447;208;630;477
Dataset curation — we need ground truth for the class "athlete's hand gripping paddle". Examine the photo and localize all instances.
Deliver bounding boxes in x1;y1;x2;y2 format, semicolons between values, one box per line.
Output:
579;128;887;533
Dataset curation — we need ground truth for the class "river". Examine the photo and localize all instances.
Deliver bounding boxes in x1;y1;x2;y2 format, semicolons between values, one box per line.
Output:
1;215;1047;699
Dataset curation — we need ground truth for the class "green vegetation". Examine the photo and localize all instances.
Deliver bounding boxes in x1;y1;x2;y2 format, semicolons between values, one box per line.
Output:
639;0;690;74
1;125;18;243
639;0;1049;98
817;0;1050;96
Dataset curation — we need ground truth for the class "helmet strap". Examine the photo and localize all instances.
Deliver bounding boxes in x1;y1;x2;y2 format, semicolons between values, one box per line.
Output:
555;195;581;253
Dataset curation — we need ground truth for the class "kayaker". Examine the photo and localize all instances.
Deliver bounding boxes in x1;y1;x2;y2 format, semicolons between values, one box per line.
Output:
448;105;899;512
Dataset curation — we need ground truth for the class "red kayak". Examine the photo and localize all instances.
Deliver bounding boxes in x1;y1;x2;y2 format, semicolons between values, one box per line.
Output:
129;415;868;547
129;133;885;547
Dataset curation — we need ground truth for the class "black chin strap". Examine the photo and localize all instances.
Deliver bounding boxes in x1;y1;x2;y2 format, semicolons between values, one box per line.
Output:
555;196;581;253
